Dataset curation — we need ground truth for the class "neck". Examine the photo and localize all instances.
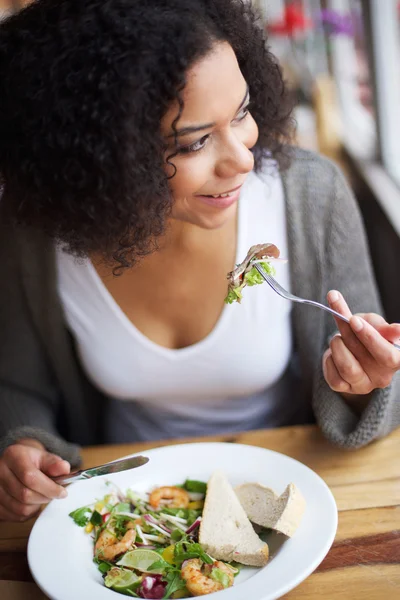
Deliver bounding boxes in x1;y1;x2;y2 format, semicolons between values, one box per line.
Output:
162;220;213;253
160;213;237;257
92;208;238;274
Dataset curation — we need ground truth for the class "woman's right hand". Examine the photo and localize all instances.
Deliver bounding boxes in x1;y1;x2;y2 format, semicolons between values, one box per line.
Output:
0;439;70;521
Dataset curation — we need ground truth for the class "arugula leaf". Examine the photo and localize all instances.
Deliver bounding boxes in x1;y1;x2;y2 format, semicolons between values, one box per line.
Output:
173;541;213;567
183;480;207;494
69;505;92;527
112;514;131;537
171;529;183;542
163;571;187;599
147;558;171;572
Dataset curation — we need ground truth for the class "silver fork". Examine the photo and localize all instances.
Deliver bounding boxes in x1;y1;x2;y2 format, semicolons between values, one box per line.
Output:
253;263;400;350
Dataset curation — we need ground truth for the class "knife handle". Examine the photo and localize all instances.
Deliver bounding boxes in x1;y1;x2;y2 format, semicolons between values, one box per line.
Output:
52;470;86;486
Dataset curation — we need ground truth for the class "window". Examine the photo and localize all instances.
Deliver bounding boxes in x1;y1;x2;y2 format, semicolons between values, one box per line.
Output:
328;0;377;160
367;0;400;185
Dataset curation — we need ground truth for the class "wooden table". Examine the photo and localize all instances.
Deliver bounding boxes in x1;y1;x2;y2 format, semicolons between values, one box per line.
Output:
1;424;399;599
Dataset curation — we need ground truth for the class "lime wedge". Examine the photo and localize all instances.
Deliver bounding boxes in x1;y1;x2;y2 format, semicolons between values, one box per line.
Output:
104;567;140;592
117;549;164;573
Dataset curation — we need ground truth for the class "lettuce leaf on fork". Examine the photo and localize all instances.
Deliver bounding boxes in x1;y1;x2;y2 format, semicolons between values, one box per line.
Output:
224;243;280;304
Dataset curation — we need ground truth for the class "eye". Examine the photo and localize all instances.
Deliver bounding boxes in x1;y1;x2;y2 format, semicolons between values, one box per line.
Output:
234;106;250;123
178;134;210;155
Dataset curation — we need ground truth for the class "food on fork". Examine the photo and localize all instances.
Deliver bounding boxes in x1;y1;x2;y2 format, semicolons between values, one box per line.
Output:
235;482;306;537
199;470;269;567
225;243;281;304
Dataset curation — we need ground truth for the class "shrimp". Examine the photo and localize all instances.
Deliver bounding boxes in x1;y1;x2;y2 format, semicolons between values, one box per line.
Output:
95;527;136;561
181;558;234;596
148;486;190;509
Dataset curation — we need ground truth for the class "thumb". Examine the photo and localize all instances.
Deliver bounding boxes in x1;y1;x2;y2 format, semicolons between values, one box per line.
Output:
40;453;71;477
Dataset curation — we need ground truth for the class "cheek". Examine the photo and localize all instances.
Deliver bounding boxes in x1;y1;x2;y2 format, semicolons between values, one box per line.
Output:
167;155;212;199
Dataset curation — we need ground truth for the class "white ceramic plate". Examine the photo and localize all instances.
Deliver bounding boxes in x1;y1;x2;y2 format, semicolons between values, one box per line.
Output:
28;442;337;600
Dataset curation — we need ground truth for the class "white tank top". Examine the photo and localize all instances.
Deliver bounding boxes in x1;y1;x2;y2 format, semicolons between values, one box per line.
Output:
56;167;294;442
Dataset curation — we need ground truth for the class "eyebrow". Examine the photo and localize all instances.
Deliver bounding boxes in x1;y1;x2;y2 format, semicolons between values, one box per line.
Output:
168;85;250;138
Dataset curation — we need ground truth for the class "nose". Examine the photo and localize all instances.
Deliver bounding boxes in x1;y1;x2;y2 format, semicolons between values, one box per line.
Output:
215;134;255;179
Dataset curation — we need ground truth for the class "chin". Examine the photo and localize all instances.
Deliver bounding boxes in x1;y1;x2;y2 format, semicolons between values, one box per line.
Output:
178;202;238;230
194;215;233;230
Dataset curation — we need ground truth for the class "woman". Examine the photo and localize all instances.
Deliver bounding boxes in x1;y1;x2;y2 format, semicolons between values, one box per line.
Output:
0;0;399;522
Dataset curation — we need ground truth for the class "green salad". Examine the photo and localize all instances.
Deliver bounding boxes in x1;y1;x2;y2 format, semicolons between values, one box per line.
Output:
224;260;276;304
69;479;240;598
224;242;280;304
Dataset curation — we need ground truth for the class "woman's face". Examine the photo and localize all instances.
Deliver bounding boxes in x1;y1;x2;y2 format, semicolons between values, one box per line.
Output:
161;42;259;230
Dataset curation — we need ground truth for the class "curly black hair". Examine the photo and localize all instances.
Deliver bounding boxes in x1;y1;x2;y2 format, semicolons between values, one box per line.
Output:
0;0;293;268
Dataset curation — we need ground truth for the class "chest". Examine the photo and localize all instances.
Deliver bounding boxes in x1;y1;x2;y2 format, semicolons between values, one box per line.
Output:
99;245;236;350
66;259;293;402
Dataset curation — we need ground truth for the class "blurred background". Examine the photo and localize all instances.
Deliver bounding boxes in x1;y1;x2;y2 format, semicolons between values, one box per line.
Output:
1;0;399;321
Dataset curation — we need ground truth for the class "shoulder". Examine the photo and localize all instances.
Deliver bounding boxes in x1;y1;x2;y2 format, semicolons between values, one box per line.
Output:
0;220;52;252
276;146;353;219
0;221;54;282
280;146;344;188
257;147;345;204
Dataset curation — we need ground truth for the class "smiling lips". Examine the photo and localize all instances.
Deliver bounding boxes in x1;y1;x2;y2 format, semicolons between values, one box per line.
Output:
195;185;243;208
201;184;243;199
208;192;233;198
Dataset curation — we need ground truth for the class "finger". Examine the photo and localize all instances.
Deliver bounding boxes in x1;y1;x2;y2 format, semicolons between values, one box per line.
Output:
40;454;71;478
1;468;50;505
356;313;387;328
350;316;400;372
327;289;358;342
357;313;400;343
0;503;25;522
327;290;353;321
0;486;41;521
369;322;400;343
327;291;372;364
330;334;372;390
8;455;68;500
323;348;351;393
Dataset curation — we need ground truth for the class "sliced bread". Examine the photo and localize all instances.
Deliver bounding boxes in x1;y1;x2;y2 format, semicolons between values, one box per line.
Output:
235;482;306;537
199;470;269;567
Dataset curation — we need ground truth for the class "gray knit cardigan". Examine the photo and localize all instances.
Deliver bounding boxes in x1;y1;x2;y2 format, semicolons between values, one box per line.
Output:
1;148;399;467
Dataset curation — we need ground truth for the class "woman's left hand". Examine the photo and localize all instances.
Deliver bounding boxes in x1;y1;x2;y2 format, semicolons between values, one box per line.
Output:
322;290;400;398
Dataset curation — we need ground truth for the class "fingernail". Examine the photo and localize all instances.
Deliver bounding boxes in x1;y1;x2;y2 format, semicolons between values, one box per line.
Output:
328;290;339;303
352;316;364;332
59;488;68;499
